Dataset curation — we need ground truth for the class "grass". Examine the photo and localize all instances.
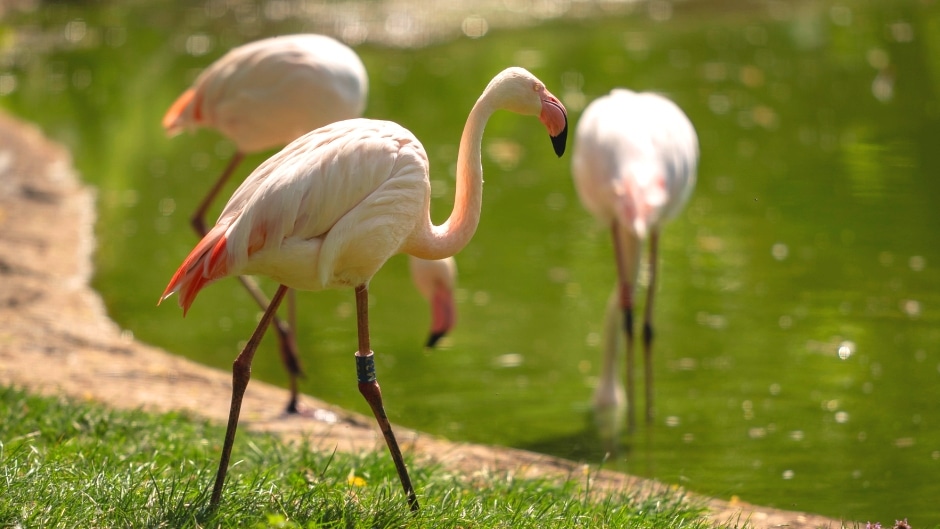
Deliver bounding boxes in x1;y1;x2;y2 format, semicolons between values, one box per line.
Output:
0;386;727;528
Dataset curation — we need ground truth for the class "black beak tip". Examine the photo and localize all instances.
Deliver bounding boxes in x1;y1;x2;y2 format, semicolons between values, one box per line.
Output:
551;122;568;158
426;331;447;349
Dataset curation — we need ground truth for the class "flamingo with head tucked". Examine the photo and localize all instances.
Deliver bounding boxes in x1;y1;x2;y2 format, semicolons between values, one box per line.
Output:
572;88;697;433
160;67;568;510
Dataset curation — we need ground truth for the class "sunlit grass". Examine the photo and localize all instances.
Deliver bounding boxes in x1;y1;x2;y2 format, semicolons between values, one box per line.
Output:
0;385;724;528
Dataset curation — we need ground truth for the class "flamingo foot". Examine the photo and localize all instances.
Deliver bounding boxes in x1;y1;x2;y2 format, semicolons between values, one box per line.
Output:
426;330;446;348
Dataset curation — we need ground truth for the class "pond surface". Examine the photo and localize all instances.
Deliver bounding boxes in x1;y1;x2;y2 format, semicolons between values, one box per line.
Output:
3;1;940;525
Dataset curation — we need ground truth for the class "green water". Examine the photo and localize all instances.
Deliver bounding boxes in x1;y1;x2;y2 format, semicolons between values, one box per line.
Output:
3;1;940;525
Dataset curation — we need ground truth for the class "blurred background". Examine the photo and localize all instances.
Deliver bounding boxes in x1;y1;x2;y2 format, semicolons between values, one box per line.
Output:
1;0;939;524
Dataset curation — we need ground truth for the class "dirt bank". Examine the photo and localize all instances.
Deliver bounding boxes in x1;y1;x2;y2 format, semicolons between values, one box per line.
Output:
0;111;846;528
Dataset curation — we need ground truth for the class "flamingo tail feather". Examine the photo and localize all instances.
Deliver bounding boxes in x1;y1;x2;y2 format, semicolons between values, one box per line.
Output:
159;224;230;315
163;88;198;136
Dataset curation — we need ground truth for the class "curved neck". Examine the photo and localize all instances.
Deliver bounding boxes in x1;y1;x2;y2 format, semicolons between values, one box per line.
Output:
405;96;494;260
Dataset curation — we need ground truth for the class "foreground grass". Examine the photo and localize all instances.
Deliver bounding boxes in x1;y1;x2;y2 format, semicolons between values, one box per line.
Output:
0;386;725;528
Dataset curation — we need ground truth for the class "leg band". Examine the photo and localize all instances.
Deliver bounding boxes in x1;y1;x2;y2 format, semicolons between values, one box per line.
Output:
356;353;377;384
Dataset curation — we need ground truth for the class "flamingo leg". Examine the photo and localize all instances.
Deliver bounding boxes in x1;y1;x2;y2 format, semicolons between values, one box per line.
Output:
611;222;636;434
192;151;306;414
211;284;289;507
643;230;660;425
353;284;419;511
281;288;302;413
233;277;305;413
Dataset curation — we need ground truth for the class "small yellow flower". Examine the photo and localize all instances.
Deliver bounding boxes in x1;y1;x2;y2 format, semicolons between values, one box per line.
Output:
346;469;367;487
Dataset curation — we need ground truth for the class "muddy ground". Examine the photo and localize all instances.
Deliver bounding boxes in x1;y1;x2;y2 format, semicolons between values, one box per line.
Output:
0;111;848;528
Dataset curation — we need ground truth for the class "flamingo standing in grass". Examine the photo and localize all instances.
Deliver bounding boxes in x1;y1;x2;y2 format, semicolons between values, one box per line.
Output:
160;67;568;510
572;89;697;433
164;34;456;412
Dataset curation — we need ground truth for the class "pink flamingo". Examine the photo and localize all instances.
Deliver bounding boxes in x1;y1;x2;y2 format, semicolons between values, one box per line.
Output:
164;34;456;412
160;67;568;509
572;89;697;433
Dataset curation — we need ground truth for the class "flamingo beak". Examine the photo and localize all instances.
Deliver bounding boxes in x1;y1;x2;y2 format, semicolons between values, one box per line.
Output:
426;284;456;349
540;94;568;157
550;119;568;158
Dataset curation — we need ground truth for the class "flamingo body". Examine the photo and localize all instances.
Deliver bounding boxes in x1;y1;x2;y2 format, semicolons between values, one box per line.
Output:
164;34;368;152
166;119;429;309
572;89;696;239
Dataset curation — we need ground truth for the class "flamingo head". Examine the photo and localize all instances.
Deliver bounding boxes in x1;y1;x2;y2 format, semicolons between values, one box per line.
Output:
410;256;457;349
487;67;569;157
425;282;456;348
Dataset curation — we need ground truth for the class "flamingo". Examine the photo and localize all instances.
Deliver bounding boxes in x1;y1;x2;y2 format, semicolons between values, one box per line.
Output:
572;89;697;433
163;34;457;412
160;67;568;510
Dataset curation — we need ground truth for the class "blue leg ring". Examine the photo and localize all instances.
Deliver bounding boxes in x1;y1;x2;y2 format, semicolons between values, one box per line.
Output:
356;354;377;384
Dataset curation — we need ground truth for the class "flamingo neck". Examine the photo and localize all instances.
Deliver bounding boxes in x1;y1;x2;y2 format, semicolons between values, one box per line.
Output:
406;96;494;260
